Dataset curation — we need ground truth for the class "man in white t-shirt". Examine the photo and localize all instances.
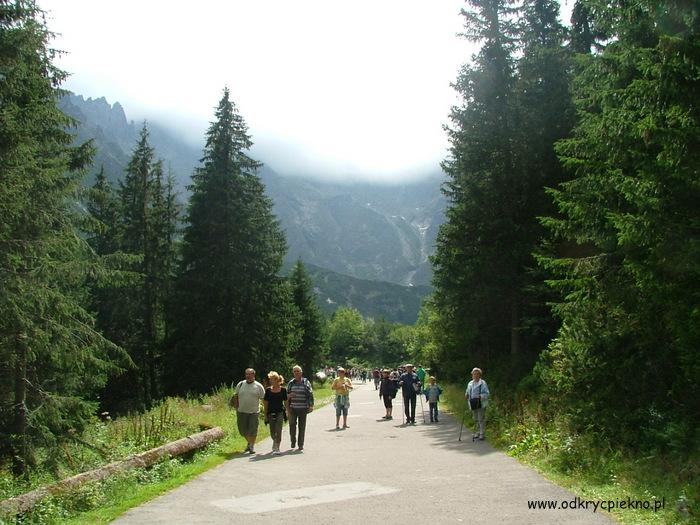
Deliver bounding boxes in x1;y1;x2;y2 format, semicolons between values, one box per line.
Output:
232;368;265;453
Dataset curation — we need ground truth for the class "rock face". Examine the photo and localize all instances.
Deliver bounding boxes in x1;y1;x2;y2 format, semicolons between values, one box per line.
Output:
59;93;445;303
262;167;445;286
58;93;201;189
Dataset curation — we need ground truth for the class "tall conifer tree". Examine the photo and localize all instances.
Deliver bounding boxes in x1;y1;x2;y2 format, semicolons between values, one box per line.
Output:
167;89;289;393
91;127;178;411
538;0;700;446
290;260;325;376
0;0;125;475
432;0;519;370
511;0;576;355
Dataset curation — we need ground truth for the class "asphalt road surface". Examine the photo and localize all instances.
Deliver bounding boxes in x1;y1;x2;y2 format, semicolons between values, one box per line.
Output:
113;383;614;524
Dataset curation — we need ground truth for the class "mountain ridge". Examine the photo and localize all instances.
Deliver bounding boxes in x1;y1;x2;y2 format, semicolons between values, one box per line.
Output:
59;93;445;294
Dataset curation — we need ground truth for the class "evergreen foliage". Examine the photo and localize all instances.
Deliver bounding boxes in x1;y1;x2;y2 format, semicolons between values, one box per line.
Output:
83;126;180;413
432;0;574;375
537;0;700;450
166;89;291;393
433;0;518;370
289;260;326;376
0;0;126;476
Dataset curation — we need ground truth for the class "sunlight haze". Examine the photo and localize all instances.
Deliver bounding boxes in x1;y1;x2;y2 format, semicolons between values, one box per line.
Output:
44;0;472;182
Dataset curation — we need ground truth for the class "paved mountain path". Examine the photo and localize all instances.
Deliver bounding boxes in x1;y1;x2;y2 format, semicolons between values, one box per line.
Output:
113;383;614;524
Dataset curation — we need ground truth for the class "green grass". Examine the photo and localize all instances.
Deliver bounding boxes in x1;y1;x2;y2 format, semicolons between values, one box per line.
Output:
1;382;334;525
442;384;697;525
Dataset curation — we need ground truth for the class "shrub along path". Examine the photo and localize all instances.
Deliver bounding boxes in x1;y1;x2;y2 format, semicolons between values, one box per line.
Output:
112;384;613;524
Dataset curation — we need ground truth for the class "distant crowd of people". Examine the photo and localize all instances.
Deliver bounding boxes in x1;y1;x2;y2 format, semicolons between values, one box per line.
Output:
230;364;489;454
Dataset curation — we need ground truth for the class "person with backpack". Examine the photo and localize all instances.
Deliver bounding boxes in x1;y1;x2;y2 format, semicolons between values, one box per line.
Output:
399;363;421;425
379;368;398;420
287;365;314;451
231;368;266;454
465;367;490;440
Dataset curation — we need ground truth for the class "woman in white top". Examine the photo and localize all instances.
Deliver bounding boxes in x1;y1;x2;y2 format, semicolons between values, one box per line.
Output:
465;367;490;440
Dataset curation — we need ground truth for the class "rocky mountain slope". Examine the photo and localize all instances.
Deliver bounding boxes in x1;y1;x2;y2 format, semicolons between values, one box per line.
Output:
59;93;444;319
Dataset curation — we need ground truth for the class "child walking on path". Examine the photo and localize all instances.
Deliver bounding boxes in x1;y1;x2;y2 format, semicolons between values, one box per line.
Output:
263;371;287;454
424;376;443;423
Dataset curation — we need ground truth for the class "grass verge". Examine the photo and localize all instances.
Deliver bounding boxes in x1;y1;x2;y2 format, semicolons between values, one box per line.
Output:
1;382;333;524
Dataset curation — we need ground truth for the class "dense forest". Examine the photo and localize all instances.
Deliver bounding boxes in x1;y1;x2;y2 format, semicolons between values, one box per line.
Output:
427;0;699;495
1;0;698;518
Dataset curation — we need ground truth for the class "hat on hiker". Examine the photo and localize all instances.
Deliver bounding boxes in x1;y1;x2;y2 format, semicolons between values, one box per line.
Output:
337;367;345;372
405;363;414;368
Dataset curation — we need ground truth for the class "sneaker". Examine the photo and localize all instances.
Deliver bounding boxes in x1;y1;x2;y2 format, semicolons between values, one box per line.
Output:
249;446;255;454
342;425;349;429
290;442;296;449
273;449;281;455
244;444;251;453
298;446;304;451
336;426;340;430
386;416;392;420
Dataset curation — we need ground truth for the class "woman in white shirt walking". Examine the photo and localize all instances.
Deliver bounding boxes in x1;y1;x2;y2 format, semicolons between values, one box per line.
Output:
465;367;490;441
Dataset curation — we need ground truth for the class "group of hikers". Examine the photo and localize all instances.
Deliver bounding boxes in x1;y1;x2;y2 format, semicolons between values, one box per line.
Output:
230;363;490;455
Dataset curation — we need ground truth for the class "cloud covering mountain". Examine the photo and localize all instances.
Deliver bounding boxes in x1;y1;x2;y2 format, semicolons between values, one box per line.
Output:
60;93;446;291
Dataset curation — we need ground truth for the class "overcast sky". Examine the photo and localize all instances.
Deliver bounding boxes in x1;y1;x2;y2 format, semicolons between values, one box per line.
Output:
43;1;573;182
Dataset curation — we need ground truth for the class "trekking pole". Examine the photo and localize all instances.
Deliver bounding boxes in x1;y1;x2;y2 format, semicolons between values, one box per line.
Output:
401;394;405;425
458;403;468;441
419;390;426;424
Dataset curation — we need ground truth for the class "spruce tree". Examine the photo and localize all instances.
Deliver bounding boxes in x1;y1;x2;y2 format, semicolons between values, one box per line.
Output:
511;0;576;356
433;0;577;378
290;260;326;376
432;0;520;368
167;88;289;393
0;0;126;475
538;0;700;448
86;166;120;256
96;126;179;411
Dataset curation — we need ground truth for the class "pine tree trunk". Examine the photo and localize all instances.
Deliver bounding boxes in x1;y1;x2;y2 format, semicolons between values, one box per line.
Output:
12;332;28;478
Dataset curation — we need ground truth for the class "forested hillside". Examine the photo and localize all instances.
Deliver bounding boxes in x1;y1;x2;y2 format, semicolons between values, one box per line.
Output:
421;0;699;519
305;263;431;324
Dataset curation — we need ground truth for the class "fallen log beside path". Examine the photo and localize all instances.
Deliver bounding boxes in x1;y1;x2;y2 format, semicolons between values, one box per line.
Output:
0;426;225;516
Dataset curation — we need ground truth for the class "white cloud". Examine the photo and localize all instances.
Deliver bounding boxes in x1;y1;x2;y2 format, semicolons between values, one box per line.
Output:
44;1;575;181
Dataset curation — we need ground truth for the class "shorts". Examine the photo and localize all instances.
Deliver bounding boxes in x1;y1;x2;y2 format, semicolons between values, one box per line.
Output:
236;412;259;437
383;396;393;408
335;405;348;417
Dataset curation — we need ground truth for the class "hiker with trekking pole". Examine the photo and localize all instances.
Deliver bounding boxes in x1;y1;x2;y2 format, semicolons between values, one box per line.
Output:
465;367;490;441
398;364;421;425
